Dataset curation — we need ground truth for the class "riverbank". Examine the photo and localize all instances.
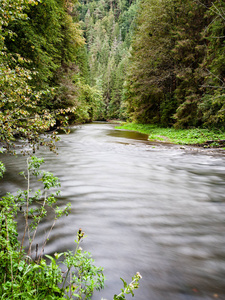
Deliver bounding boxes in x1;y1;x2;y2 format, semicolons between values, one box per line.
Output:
115;123;225;148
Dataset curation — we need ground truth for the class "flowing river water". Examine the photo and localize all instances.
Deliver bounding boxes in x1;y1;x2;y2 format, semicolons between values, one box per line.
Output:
1;122;225;300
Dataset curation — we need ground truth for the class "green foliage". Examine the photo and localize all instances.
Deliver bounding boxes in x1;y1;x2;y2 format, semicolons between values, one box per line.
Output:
124;0;206;126
0;161;6;178
4;0;85;86
0;0;98;149
0;58;60;152
79;0;139;120
123;0;225;129
113;273;142;300
117;123;225;146
200;0;225;129
76;79;106;121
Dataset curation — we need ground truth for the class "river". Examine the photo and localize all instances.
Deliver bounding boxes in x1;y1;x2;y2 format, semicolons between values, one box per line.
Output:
1;122;225;300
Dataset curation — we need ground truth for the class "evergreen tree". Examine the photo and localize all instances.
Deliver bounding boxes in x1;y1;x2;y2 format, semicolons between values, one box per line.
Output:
200;0;225;128
79;0;139;119
125;0;176;124
124;0;222;128
171;0;209;128
0;0;104;150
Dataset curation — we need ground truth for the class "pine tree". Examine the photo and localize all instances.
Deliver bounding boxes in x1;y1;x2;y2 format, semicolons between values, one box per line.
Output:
125;0;176;124
80;0;139;120
171;0;208;128
200;0;225;128
124;0;213;128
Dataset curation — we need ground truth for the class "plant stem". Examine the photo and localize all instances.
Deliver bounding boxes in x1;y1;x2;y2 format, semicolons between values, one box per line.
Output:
27;191;47;257
5;216;14;299
20;157;30;253
116;278;137;298
38;218;56;262
62;237;81;290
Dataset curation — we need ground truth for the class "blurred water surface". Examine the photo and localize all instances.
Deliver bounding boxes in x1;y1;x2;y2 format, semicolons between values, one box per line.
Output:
1;123;225;300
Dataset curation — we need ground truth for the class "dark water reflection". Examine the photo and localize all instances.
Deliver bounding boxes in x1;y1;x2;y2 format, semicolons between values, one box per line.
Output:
1;123;225;300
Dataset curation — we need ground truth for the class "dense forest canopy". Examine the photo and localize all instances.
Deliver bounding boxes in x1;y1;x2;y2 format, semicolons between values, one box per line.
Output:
124;0;225;129
0;0;225;151
78;0;139;119
0;0;105;150
78;0;225;129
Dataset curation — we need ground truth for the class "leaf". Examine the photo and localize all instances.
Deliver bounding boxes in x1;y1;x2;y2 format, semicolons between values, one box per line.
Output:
45;254;55;262
120;277;127;289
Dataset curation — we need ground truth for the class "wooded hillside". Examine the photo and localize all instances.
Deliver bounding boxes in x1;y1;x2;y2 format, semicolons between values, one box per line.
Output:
124;0;225;129
1;0;224;151
79;0;139;119
0;0;104;150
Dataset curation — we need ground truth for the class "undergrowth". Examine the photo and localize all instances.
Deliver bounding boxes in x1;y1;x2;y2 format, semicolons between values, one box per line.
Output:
116;123;225;146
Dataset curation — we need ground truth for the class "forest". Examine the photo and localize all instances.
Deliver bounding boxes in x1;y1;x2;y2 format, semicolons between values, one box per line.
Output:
81;0;225;129
1;0;225;150
125;0;225;129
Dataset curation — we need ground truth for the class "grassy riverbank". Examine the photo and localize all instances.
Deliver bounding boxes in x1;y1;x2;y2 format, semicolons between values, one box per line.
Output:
116;123;225;147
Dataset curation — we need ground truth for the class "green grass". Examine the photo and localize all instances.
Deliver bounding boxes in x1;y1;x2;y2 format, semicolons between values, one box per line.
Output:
116;123;225;146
